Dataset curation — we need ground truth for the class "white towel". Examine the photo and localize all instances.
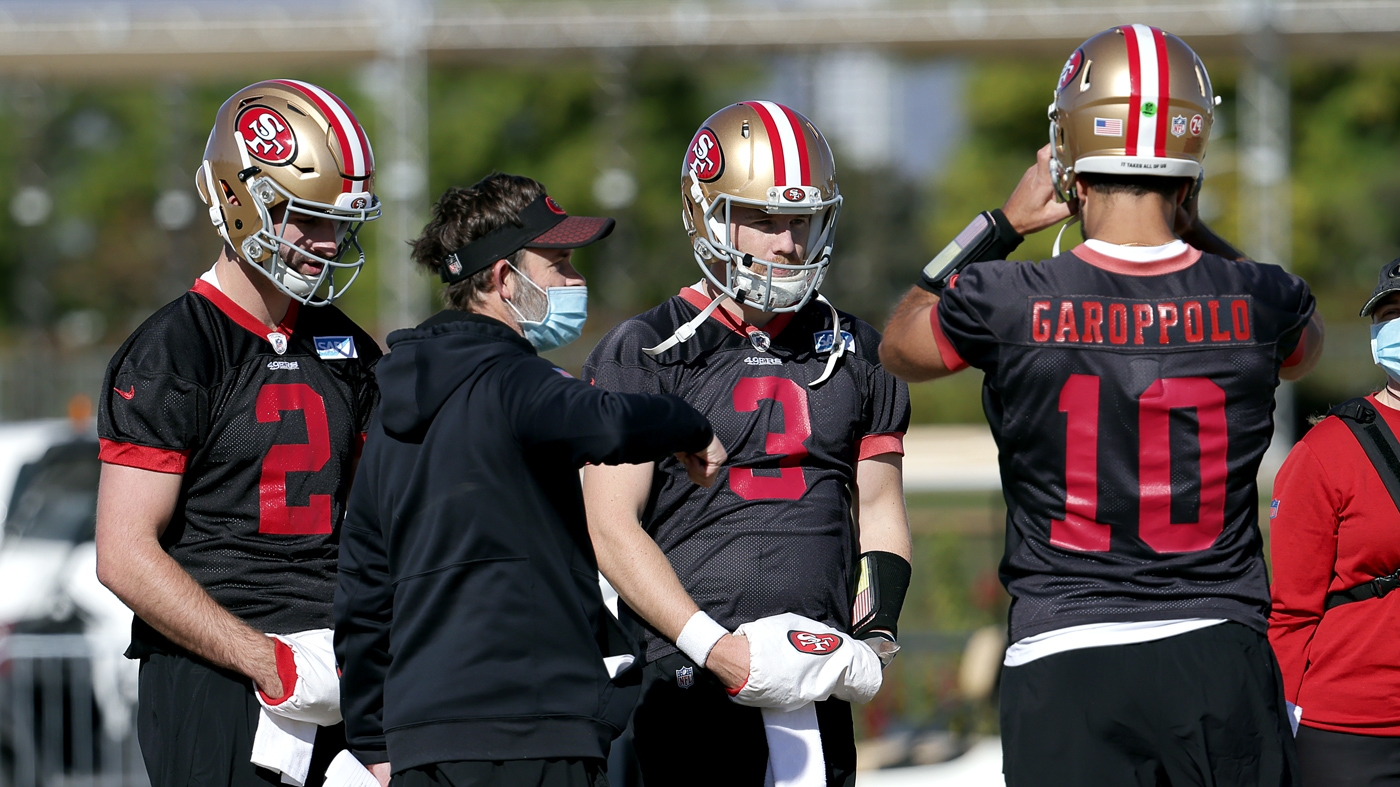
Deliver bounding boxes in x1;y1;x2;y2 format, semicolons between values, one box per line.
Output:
251;629;342;786
762;704;825;787
252;711;319;786
323;750;383;787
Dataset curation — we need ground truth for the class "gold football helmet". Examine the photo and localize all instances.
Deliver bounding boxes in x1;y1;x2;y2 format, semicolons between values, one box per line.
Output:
1049;25;1218;201
681;101;841;313
196;79;380;304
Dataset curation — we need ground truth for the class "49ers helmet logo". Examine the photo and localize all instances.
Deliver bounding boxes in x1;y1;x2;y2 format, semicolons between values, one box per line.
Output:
545;196;566;215
236;105;297;166
788;630;842;654
1057;49;1084;93
686;127;724;183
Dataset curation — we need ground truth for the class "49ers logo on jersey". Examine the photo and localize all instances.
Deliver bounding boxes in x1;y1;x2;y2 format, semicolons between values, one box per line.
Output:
686;127;724;182
788;630;842;654
236;105;297;166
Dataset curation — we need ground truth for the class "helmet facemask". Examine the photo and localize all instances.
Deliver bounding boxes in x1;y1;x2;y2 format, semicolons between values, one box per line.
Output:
236;172;380;305
687;173;842;314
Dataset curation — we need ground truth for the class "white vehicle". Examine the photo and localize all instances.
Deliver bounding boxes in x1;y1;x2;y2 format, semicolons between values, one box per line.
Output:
0;418;138;742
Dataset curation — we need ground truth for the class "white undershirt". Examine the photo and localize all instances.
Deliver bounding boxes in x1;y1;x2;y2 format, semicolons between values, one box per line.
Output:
1004;237;1224;667
200;263;221;290
1083;238;1188;262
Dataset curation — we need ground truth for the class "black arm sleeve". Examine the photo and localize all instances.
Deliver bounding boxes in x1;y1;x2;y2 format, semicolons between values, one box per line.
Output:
505;358;713;467
333;425;393;765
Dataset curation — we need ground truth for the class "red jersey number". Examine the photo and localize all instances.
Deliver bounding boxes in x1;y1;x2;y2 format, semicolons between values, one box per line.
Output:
1051;374;1228;554
256;384;333;535
729;377;811;501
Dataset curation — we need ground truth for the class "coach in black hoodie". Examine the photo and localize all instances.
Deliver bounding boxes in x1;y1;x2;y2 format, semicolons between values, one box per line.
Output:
336;174;725;787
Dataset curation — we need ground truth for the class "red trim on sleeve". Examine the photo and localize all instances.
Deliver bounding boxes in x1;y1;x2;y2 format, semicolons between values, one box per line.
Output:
859;432;905;460
191;278;299;346
929;306;969;372
725;676;749;697
99;439;189;474
258;638;299;705
1282;332;1308;368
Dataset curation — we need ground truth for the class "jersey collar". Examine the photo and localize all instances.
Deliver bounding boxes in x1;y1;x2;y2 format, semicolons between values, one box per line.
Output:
191;278;300;345
678;286;795;341
1071;242;1202;276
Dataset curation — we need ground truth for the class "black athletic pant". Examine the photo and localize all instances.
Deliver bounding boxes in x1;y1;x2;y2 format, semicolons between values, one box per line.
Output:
631;652;856;787
1000;622;1298;787
1296;725;1400;787
394;760;608;787
136;651;345;787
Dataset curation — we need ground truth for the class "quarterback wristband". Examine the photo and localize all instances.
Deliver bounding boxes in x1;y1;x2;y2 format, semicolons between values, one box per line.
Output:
917;208;1024;293
676;611;729;667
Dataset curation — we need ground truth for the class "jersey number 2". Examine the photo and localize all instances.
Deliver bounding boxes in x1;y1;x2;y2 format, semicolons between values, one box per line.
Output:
257;384;332;535
1053;374;1228;554
729;377;812;500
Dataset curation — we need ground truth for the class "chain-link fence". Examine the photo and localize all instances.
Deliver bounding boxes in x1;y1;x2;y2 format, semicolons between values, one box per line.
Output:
0;634;145;787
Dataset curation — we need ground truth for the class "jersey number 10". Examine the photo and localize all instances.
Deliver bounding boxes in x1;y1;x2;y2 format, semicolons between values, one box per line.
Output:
1053;374;1227;554
256;383;333;535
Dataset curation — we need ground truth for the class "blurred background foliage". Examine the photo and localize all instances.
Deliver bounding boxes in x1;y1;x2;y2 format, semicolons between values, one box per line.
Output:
0;53;1390;424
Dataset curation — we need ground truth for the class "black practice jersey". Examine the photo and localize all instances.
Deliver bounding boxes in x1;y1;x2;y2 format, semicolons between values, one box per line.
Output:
98;278;381;644
585;288;910;660
934;244;1314;641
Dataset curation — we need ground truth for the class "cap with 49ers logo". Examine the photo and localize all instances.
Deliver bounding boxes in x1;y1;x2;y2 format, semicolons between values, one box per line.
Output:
440;194;615;284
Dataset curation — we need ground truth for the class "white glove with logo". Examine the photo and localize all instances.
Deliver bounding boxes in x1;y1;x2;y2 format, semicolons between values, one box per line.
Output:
256;628;342;726
728;613;882;713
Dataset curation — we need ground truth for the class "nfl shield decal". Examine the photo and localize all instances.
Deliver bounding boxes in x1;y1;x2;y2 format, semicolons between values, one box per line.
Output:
315;336;358;360
675;665;695;689
267;332;289;355
749;331;772;353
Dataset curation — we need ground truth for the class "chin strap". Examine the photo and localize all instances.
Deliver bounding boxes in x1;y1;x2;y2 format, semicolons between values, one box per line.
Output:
643;289;728;357
808;294;846;389
1051;215;1081;257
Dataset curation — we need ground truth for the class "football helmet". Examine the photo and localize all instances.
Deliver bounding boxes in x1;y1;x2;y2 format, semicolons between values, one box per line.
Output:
681;101;842;313
195;79;379;304
1048;25;1218;202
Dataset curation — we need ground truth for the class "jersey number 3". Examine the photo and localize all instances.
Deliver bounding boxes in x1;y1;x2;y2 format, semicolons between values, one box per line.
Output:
729;377;812;500
1054;374;1227;554
257;383;332;535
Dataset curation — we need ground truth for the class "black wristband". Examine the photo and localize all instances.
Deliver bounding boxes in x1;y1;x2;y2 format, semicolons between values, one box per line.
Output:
917;208;1025;293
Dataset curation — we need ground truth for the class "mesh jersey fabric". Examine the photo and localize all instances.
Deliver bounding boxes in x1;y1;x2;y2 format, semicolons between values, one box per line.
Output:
935;244;1314;643
98;279;381;646
584;290;910;662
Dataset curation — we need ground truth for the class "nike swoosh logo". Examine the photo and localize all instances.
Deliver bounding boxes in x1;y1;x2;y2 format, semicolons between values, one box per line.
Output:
114;386;135;400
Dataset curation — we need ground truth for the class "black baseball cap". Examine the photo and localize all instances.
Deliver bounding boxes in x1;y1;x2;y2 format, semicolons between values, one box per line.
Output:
440;194;615;284
1361;257;1400;317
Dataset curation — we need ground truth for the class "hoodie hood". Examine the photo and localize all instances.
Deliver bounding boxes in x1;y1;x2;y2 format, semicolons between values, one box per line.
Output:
377;311;535;441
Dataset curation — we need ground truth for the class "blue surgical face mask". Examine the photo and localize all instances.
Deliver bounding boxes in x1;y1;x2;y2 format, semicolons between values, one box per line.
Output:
1371;319;1400;380
504;266;588;352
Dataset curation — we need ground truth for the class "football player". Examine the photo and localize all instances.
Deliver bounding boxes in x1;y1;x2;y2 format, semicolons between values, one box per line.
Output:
583;101;911;786
880;26;1325;786
94;80;382;787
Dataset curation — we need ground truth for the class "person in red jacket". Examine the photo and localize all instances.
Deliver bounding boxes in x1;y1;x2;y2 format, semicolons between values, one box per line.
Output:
1269;259;1400;786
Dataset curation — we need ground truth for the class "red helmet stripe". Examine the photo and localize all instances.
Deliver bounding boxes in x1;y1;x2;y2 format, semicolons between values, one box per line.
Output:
777;103;812;186
1152;27;1171;158
1122;25;1143;156
270;79;369;193
744;101;788;186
